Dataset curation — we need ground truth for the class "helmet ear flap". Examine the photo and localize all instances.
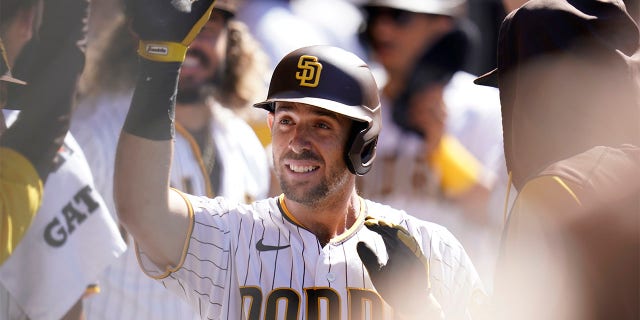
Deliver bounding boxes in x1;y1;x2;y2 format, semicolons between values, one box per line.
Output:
346;121;378;176
253;45;382;175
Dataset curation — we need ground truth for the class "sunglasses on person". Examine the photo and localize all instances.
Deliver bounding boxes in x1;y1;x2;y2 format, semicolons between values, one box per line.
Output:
365;7;417;27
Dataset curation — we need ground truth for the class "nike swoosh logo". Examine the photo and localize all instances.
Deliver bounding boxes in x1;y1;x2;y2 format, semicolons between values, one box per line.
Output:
256;239;290;252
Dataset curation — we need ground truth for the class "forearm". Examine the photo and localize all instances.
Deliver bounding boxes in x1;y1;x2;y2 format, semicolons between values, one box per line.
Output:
114;60;188;267
1;0;89;183
116;59;180;220
114;0;214;268
114;132;179;234
1;43;84;181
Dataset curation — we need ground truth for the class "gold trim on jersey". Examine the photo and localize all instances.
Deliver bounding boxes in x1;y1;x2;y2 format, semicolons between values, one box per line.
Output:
135;188;195;280
175;123;214;197
276;194;367;244
174;188;196;273
278;194;304;226
82;284;101;298
551;176;582;206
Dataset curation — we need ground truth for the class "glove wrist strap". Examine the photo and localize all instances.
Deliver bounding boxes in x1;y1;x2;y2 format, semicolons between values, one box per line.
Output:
122;59;181;140
138;41;188;62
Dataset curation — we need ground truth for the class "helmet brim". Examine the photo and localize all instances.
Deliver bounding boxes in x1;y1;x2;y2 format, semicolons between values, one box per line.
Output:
254;96;378;125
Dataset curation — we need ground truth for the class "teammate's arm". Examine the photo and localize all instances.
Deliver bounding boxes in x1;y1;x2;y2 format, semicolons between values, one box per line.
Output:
1;0;90;265
357;217;444;319
2;0;88;184
114;0;215;269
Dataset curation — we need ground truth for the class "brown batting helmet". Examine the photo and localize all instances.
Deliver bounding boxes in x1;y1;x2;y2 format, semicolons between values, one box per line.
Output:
254;45;382;176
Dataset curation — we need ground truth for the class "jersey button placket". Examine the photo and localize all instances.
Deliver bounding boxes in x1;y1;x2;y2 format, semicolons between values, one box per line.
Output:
314;247;332;286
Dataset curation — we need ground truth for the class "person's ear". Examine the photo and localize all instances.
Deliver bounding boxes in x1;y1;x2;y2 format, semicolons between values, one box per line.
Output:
267;112;275;130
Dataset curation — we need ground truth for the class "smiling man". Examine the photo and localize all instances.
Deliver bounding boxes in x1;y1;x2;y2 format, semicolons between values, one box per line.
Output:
115;1;484;318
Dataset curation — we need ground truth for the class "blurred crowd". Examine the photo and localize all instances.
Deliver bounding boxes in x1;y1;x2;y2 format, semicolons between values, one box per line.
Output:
1;0;638;319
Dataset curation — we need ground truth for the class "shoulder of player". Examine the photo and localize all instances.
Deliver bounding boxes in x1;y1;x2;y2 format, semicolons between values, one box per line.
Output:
363;199;472;271
363;199;449;232
188;193;279;219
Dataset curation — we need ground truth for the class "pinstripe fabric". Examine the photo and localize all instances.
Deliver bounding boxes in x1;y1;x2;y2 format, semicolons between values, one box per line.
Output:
71;93;201;320
71;93;270;320
138;195;483;319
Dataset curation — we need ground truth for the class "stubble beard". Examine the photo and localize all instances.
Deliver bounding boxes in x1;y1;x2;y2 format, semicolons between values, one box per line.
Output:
277;161;351;207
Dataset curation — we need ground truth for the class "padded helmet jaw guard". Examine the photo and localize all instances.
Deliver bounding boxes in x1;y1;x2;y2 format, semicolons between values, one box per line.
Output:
254;45;382;176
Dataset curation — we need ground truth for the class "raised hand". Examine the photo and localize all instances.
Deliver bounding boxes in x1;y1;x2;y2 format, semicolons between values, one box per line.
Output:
126;0;216;62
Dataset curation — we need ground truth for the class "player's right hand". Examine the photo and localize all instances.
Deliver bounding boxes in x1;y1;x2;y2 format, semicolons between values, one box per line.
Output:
125;0;216;62
357;217;444;319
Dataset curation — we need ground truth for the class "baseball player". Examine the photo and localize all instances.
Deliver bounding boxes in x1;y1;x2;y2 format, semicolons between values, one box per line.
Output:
70;2;270;318
115;0;484;319
0;35;41;267
0;0;127;318
355;0;508;286
0;0;53;266
473;0;640;319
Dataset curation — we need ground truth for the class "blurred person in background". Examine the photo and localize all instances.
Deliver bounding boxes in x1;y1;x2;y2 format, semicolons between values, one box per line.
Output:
171;0;270;202
236;0;367;72
289;0;368;59
357;0;508;289
71;0;271;318
0;0;126;318
0;0;44;268
236;0;370;196
474;0;640;318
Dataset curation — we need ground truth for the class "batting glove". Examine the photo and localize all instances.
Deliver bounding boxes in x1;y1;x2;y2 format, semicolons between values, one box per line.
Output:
357;217;444;319
126;0;216;62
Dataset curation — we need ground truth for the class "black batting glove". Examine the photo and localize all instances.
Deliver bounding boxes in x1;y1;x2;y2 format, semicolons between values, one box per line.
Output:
122;0;216;140
3;0;90;182
126;0;216;62
357;217;444;319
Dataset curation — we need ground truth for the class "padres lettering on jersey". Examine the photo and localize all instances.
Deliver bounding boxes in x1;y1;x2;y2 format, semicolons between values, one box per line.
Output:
239;286;384;319
137;193;482;319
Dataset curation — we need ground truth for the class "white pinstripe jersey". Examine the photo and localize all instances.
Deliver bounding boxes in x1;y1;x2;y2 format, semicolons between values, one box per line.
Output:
138;193;484;320
71;93;270;320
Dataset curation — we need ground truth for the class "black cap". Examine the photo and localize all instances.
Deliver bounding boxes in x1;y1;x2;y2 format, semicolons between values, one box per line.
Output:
474;0;639;88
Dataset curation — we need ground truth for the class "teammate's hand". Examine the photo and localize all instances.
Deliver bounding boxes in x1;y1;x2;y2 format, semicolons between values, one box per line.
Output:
125;0;216;62
357;217;444;319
